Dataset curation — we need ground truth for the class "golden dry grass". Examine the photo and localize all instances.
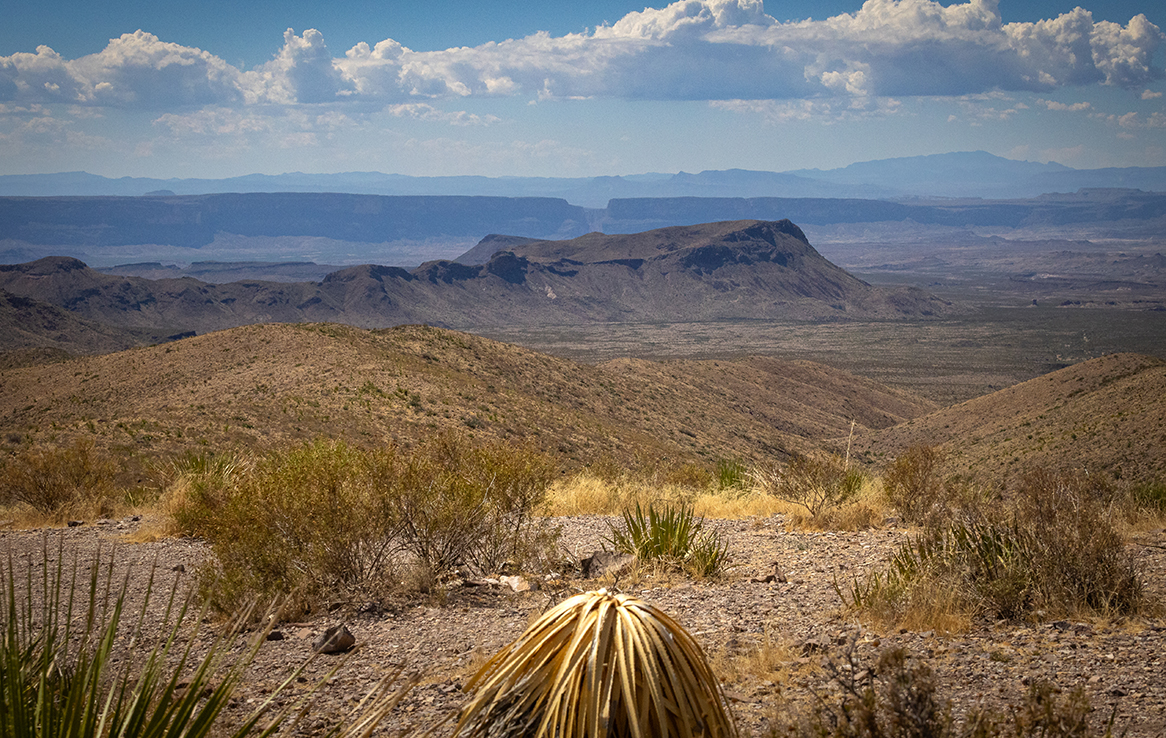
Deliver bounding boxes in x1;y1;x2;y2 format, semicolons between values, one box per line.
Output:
709;629;812;687
545;472;786;520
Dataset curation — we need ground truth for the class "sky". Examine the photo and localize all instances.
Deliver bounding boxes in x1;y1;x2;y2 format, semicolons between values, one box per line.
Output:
1;0;1163;179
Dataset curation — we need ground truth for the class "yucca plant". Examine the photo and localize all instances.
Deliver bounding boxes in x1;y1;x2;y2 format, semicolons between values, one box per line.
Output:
0;542;410;738
606;503;730;578
454;589;738;738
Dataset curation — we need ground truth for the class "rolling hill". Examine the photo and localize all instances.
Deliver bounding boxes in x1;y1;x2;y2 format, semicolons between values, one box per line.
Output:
0;289;174;355
857;352;1166;484
0;221;956;348
0;322;935;469
2;320;1159;486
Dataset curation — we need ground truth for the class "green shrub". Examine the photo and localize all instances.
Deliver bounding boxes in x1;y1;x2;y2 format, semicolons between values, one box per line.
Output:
756;453;863;519
715;459;750;491
882;445;945;526
165;450;244;537
661;461;715;489
606;502;730;578
0;440;119;515
842;468;1144;625
1130;479;1166;513
176;439;397;612
180;433;559;610
386;432;558;578
1009;468;1142;616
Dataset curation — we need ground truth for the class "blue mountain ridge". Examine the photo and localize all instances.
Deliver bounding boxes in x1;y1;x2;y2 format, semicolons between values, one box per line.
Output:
3;151;1164;207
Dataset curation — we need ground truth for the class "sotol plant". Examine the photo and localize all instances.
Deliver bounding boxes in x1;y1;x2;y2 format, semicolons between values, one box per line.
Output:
455;589;738;738
0;543;410;738
606;502;731;578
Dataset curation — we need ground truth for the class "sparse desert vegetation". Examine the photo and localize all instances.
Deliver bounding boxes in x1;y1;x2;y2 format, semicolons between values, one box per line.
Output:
1;322;1164;737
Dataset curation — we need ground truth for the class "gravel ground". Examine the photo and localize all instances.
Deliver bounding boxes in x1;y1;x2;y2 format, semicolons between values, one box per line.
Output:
2;515;1164;737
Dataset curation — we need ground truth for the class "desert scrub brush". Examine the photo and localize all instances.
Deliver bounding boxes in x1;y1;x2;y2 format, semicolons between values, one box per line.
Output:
454;588;737;738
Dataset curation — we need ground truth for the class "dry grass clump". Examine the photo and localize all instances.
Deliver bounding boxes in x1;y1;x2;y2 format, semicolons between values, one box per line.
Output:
455;588;738;738
710;629;807;687
774;644;1113;738
166;432;558;613
842;467;1147;631
692;488;786;521
0;439;125;523
546;471;782;520
544;473;637;516
551;453;888;531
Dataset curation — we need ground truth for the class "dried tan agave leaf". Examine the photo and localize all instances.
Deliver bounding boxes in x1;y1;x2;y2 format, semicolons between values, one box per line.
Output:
455;589;737;738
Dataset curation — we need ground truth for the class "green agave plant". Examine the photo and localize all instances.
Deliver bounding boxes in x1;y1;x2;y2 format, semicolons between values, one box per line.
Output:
0;542;411;738
455;589;737;738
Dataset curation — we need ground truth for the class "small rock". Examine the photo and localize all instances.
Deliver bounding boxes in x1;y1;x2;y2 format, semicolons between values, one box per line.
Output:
800;637;829;655
751;561;788;584
580;551;634;578
313;624;356;654
500;575;536;593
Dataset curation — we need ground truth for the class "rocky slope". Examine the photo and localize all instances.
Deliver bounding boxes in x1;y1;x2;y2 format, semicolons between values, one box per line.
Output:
0;322;935;468
0;288;173;354
857;352;1166;484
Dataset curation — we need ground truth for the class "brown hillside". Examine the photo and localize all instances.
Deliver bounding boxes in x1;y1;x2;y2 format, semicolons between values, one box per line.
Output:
0;288;171;355
0;322;933;469
857;352;1166;483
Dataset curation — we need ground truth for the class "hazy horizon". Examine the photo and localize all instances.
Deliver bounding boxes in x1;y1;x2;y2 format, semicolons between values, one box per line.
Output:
2;0;1164;180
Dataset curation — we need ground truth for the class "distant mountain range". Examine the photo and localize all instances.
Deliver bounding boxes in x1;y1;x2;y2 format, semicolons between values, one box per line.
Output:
0;220;955;353
3;151;1165;208
3;184;1164;270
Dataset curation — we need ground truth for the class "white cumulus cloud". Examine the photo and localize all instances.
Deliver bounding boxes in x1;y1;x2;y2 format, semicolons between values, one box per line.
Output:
0;0;1161;109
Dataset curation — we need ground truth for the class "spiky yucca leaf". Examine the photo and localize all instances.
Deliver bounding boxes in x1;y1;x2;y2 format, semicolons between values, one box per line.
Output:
454;589;737;738
0;542;412;738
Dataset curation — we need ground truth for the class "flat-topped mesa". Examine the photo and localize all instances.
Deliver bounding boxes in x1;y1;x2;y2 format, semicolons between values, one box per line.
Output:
477;219;813;265
0;219;958;336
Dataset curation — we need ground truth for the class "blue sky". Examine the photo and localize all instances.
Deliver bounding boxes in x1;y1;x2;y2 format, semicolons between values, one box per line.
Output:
1;0;1163;179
